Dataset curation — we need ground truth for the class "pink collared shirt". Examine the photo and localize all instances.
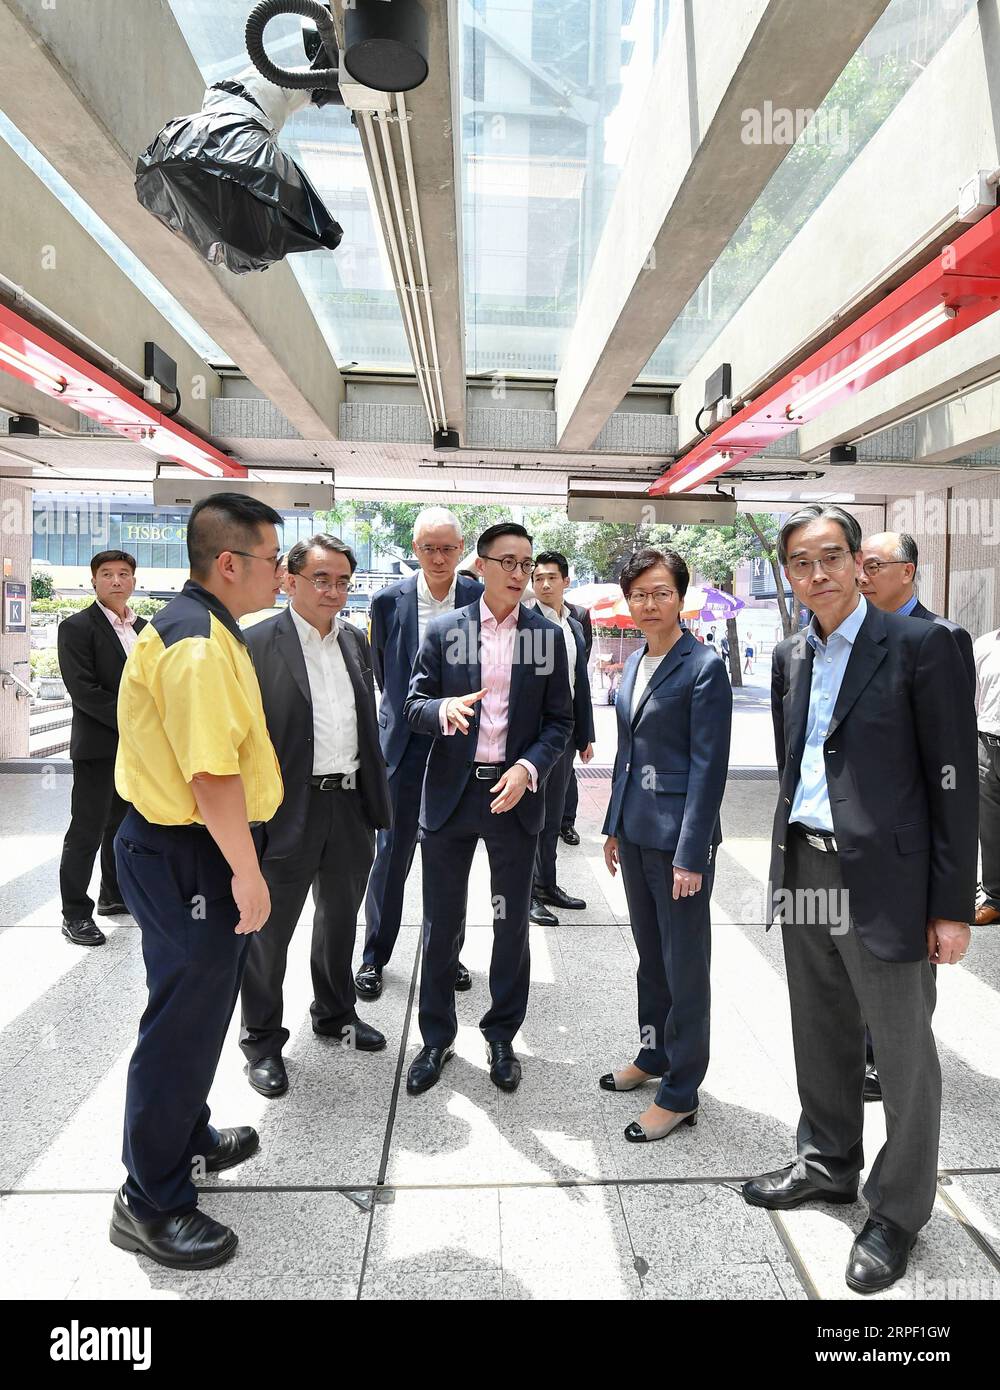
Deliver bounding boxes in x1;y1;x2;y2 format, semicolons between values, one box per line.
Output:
97;600;139;655
440;597;537;788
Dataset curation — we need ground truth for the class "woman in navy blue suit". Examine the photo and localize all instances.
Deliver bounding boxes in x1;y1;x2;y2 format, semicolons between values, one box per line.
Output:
601;549;733;1142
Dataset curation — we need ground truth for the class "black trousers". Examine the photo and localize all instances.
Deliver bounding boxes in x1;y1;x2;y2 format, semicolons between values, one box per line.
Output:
534;741;575;889
240;786;375;1062
60;756;128;919
362;733;431;969
562;764;579;827
418;775;538;1048
116;810;263;1220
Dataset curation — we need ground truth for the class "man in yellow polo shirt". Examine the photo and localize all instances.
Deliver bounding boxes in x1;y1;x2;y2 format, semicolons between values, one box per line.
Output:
109;492;284;1271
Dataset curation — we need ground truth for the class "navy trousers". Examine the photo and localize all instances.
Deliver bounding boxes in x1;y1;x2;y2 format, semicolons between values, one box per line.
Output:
116;809;262;1221
534;741;575;889
418;775;537;1048
362;734;431;969
562;763;579;827
618;836;714;1113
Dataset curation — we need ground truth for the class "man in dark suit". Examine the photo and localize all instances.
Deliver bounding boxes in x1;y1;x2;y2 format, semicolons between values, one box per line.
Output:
529;552;594;925
57;549;146;946
742;504;977;1295
560;598;593;845
403;523;574;1095
858;528;976;1101
239;535;392;1098
859;530;975;685
357;508;482;1001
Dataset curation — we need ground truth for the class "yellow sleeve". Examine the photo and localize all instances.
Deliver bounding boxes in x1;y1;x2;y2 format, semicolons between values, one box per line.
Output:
156;638;252;782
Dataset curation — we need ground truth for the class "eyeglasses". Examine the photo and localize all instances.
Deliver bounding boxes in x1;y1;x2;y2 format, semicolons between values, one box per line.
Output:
786;548;852;580
861;558;909;577
295;573;353;595
416;544;461;558
627;588;677;606
222;550;283;571
481;554;535;575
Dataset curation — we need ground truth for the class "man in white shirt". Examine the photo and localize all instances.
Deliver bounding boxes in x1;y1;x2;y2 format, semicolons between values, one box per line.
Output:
239;535;393;1097
57;549;146;945
529;552;594;925
974;628;1000;925
357;509;484;999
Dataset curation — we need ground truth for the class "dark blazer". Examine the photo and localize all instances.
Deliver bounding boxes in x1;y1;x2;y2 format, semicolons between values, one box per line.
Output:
565;610;595;751
602;632;732;870
910;599;975;690
370;572;483;776
566;600;593;660
769;602;978;961
57;602;147;760
245;607;392;859
404;600;574;834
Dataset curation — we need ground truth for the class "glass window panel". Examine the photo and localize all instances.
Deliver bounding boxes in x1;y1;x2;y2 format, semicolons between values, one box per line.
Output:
152;543;168;569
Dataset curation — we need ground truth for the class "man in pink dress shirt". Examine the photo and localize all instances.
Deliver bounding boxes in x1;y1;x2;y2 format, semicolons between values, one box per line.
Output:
403;524;574;1094
57;550;145;946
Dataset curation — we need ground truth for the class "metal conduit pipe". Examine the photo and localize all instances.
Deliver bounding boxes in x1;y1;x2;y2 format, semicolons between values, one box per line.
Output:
360;111;438;432
395;92;447;428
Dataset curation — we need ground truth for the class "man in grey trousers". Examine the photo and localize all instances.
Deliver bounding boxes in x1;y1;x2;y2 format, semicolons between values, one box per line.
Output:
742;503;977;1295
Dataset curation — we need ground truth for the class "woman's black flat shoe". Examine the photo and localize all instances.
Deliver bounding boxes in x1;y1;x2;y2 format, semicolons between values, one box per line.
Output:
624;1110;698;1143
599;1070;659;1092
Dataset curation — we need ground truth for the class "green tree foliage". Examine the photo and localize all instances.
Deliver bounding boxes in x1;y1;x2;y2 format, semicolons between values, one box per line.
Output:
31;572;54;600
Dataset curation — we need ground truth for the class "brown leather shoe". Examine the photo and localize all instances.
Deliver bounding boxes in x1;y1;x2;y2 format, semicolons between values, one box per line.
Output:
975;903;1000;926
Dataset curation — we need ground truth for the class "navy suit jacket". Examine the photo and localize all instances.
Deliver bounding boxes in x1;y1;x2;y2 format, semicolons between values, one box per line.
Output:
602;632;732;871
58;602;147;760
370;571;483;776
404;600;574;834
769;604;978;960
564;610;595;751
909;599;975;691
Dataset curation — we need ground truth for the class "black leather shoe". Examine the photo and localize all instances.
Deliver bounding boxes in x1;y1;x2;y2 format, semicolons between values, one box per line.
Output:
863;1063;882;1103
406;1044;454;1095
61;918;106;947
354;964;383;1000
560;825;580;846
530;896;558;926
741;1164;858;1211
245;1054;288;1098
455;961;472;991
201;1126;260;1173
487;1040;522;1092
537;884;586;911
96;900;130;916
314;1017;387;1051
109;1190;238;1270
846;1218;916;1294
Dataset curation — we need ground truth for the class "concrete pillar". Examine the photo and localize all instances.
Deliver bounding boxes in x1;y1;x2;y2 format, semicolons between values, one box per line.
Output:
0;478;32;758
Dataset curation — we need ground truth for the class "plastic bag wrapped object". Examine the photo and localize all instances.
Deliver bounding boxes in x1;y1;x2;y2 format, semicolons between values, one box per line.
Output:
135;79;343;274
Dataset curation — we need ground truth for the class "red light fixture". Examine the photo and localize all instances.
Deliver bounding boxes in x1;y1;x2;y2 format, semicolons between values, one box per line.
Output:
651;205;1000;496
0;302;246;479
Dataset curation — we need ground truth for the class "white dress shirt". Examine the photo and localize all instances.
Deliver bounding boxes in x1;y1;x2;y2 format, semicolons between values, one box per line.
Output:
289;605;360;776
974;628;1000;735
539;602;577;699
97;600;140;655
416;569;457;644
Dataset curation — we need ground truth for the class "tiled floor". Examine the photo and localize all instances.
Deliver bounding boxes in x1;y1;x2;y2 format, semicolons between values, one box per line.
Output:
2;707;999;1301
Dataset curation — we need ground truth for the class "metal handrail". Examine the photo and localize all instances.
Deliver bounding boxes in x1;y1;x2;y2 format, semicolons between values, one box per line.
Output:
0;668;33;700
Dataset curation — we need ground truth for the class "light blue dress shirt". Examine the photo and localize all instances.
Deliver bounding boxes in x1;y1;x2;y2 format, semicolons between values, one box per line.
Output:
896;592;919;617
790;595;869;832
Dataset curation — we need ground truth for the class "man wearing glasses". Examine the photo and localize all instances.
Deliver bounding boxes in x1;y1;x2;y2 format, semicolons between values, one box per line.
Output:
857;529;976;1101
239;536;392;1099
404;523;574;1094
357;508;483;1000
743;503;977;1295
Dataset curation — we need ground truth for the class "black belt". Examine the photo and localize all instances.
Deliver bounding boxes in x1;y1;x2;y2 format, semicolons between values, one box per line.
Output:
310;774;355;790
472;763;504;783
790;822;838;853
980;731;1000;748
